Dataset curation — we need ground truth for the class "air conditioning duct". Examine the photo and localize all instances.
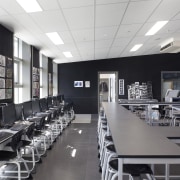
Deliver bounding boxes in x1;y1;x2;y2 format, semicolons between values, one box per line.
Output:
160;41;180;53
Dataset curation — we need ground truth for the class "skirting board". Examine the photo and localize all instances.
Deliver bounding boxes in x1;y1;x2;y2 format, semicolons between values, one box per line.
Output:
72;114;91;123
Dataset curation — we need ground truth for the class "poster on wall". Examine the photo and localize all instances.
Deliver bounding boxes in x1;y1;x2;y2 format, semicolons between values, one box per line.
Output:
0;55;13;101
85;81;90;88
74;81;83;87
119;79;124;95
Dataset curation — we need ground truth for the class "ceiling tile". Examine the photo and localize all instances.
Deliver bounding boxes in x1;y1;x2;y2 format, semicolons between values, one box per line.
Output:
96;3;127;27
96;0;129;5
13;14;42;34
71;29;94;42
58;0;93;9
122;0;161;24
148;0;180;22
95;48;109;59
173;11;180;20
58;43;77;52
76;41;94;49
116;24;142;38
0;7;8;16
57;31;74;43
95;26;118;40
157;20;180;35
63;6;94;29
0;0;25;14
80;49;94;60
95;39;113;48
38;0;60;10
136;22;155;36
130;36;149;44
112;37;131;47
107;47;124;59
30;11;68;32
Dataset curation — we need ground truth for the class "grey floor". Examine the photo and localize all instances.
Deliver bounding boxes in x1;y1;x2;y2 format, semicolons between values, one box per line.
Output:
32;114;101;180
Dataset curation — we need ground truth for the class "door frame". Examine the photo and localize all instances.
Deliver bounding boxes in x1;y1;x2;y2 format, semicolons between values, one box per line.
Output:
98;71;118;112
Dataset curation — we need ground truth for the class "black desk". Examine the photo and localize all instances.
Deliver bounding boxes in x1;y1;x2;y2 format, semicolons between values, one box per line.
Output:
102;102;180;180
0;121;34;150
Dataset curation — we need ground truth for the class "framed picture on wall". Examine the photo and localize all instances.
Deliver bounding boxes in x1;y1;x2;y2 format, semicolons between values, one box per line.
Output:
119;79;124;95
74;81;83;87
85;81;90;88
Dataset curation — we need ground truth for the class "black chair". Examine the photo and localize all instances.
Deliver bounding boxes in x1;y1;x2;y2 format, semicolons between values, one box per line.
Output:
15;103;24;121
32;99;51;124
21;123;42;168
0;130;32;180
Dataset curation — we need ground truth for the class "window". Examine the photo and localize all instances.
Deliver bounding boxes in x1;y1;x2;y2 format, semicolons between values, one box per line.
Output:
14;37;19;58
14;37;23;103
14;60;19;84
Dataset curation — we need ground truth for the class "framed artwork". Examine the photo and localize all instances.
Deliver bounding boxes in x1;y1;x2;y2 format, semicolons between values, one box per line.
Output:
0;55;13;101
74;81;83;87
119;79;124;95
85;81;90;88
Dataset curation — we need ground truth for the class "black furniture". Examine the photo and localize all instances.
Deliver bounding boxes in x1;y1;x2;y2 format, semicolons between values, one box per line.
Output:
0;130;32;180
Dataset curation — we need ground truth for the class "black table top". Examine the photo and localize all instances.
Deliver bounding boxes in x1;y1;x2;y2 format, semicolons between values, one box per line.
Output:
102;102;180;158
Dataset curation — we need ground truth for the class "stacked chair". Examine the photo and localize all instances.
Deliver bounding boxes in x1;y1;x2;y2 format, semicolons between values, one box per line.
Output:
0;94;75;179
97;108;156;180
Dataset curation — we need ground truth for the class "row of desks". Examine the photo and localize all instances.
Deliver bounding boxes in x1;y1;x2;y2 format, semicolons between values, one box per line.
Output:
102;102;180;180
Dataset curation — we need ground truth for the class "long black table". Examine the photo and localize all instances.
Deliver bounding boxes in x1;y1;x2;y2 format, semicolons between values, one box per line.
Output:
102;102;180;180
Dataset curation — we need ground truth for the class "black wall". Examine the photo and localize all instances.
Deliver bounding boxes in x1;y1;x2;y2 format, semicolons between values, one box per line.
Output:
0;24;13;58
32;46;39;68
58;53;180;114
0;24;13;104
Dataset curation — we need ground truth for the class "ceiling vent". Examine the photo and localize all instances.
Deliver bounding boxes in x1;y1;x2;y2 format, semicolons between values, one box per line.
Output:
160;41;180;53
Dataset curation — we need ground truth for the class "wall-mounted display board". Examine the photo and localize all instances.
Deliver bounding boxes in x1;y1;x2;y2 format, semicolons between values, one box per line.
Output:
32;67;40;98
0;55;13;101
127;81;153;100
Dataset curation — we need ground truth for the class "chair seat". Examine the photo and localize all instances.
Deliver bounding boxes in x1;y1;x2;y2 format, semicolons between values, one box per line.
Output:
105;135;113;142
107;144;116;152
109;159;153;176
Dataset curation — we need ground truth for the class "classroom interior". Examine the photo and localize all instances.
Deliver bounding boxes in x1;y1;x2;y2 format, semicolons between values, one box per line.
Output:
1;0;180;180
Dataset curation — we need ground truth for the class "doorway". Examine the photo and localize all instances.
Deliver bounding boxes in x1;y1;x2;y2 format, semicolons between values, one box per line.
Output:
98;71;118;111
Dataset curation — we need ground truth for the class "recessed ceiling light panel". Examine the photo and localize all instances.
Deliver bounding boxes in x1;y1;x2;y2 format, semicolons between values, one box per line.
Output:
130;44;143;52
16;0;42;13
145;21;168;36
63;52;73;58
46;32;64;45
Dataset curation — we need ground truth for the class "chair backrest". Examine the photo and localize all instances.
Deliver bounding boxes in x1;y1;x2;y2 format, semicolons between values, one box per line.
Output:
57;94;64;103
10;129;24;151
47;96;53;108
26;123;35;140
52;96;58;106
32;99;41;113
2;103;16;126
15;103;23;121
39;98;48;112
22;101;33;119
35;116;46;130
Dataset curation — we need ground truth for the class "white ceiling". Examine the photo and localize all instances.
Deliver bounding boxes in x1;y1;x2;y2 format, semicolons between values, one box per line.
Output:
1;0;180;64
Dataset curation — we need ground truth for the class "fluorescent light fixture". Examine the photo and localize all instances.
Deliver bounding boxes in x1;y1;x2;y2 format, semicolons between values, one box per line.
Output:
63;51;73;58
46;32;64;45
16;0;42;13
145;21;168;36
130;44;143;52
71;149;77;157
